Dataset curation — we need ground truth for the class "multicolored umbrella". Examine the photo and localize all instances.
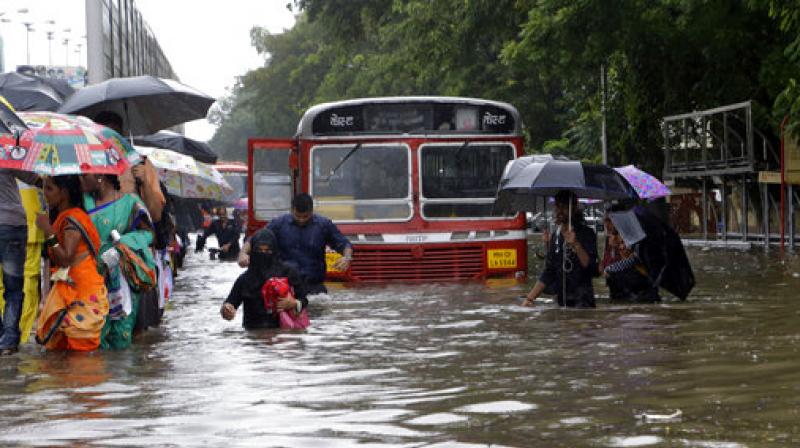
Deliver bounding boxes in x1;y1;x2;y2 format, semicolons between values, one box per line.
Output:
0;112;140;176
135;145;233;200
613;165;671;199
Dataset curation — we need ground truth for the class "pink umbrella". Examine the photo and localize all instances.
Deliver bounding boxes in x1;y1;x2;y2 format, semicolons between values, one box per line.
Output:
232;197;248;210
614;165;671;199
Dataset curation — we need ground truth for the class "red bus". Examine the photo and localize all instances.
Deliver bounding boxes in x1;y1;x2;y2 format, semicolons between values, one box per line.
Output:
247;96;527;282
214;161;248;200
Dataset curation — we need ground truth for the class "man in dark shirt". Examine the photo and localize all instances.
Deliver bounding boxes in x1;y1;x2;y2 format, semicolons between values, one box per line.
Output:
523;190;599;308
239;193;353;294
221;229;307;329
196;208;241;260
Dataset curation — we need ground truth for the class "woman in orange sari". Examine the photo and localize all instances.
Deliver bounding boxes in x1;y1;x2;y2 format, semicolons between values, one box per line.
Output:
35;175;108;351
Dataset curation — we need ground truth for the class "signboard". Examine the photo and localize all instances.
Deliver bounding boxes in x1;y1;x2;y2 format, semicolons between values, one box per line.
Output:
16;65;87;88
785;135;800;184
758;171;781;184
311;102;516;135
487;248;517;269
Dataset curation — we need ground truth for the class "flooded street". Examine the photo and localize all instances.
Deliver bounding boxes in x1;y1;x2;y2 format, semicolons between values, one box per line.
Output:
1;239;800;447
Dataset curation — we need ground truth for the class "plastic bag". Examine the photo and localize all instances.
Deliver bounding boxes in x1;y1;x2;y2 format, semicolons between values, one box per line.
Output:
108;272;132;320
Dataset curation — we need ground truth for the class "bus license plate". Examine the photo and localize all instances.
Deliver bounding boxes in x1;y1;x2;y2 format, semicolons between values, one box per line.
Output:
326;252;344;272
487;249;517;269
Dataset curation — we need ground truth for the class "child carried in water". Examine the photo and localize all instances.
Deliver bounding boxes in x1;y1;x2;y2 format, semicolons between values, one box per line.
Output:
220;229;308;329
261;277;310;329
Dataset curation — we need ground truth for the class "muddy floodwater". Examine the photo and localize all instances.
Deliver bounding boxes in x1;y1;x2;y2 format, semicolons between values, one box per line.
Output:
1;238;799;447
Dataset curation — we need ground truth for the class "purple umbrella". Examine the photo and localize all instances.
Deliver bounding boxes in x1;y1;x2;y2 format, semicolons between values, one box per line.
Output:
232;197;248;210
614;165;671;199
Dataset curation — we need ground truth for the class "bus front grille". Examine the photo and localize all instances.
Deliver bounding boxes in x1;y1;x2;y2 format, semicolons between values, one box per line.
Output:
350;246;484;282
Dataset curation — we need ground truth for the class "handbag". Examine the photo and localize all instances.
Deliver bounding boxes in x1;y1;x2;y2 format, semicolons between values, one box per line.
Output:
116;243;157;292
279;309;310;329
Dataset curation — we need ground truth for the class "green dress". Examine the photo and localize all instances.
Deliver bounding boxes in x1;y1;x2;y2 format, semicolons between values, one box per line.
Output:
85;193;155;350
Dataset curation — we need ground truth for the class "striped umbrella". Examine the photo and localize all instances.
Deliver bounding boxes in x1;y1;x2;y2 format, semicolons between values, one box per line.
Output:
1;112;140;176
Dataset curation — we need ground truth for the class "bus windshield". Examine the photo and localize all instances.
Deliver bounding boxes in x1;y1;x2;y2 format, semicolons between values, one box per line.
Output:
312;144;411;222
420;142;515;219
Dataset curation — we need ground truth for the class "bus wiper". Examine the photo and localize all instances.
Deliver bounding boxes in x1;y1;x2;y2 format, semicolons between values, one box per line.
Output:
324;143;362;181
455;141;470;160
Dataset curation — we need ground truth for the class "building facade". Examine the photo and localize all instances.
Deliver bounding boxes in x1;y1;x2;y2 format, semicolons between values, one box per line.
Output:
85;0;175;84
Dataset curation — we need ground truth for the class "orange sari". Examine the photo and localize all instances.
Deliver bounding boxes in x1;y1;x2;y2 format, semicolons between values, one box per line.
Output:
36;208;109;351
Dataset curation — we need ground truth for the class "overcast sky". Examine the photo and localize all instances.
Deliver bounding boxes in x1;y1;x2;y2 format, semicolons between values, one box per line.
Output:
1;0;296;141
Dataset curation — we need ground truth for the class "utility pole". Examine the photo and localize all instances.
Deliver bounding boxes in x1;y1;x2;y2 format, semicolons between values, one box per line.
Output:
45;20;55;66
63;28;71;66
63;37;70;66
23;22;33;65
46;31;54;65
600;64;608;165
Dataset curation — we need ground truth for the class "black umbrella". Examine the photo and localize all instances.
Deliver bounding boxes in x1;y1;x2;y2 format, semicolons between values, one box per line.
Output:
632;207;695;300
496;157;635;212
30;74;75;98
607;207;695;300
0;98;28;133
133;130;218;164
58;75;215;135
0;72;66;111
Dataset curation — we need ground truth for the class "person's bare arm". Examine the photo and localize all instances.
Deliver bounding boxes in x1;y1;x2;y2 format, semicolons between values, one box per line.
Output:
522;281;546;306
563;228;590;268
238;241;251;267
132;162;165;222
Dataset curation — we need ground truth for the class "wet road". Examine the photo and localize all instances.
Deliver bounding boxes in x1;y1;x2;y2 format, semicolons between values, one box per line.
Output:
1;239;799;447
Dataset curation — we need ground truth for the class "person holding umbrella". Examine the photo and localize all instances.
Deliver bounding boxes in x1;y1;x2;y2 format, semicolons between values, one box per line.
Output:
522;190;599;308
600;212;660;303
81;172;157;350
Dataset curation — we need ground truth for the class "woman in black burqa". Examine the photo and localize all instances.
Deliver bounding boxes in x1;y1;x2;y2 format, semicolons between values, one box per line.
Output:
220;229;308;329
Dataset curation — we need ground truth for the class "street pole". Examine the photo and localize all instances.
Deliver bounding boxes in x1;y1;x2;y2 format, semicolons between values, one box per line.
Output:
600;64;608;165
63;37;70;66
23;22;33;65
47;31;54;65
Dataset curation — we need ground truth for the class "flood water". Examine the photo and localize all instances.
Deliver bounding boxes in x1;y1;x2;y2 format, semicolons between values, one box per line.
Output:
1;237;799;447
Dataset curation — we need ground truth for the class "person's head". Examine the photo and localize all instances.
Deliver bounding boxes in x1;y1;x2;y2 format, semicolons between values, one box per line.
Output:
216;207;228;221
604;216;624;249
80;173;120;193
249;228;278;272
554;190;579;225
43;175;83;215
291;193;314;227
93;111;124;134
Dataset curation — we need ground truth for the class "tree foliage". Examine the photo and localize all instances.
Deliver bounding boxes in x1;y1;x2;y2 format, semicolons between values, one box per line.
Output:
211;0;795;174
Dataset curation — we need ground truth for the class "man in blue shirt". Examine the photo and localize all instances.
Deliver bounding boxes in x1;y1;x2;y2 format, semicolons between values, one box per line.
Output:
239;193;353;294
